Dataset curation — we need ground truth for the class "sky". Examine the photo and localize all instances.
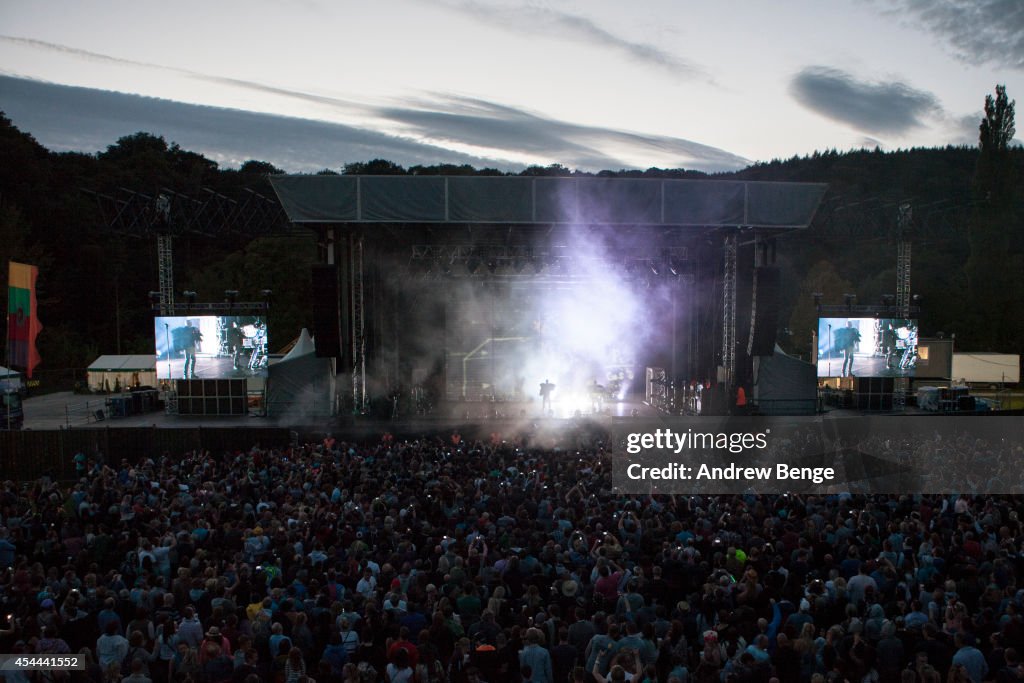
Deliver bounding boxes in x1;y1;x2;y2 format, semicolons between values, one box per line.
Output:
0;0;1021;173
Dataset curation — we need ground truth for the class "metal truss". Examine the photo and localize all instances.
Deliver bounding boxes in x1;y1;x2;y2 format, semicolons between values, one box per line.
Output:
84;186;291;237
896;203;913;316
351;233;367;414
813;193;979;241
816;304;921;316
721;232;737;387
894;203;913;410
149;302;270;315
408;244;691;279
157;234;175;315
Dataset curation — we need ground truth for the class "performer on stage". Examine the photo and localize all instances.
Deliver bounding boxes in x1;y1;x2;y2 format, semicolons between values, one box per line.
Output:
881;321;897;369
588;378;605;413
176;320;203;379
834;323;860;377
539;379;555;415
226;321;246;370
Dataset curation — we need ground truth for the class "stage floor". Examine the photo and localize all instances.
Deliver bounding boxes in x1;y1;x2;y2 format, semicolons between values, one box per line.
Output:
20;392;663;431
157;354;265;381
816;353;914;379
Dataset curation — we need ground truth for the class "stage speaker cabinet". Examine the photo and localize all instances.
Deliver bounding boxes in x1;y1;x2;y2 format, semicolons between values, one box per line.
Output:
748;267;781;356
311;264;342;358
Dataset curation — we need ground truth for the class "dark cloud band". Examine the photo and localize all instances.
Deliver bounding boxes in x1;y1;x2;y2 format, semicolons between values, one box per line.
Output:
877;0;1024;69
0;75;748;172
789;66;940;135
435;0;708;80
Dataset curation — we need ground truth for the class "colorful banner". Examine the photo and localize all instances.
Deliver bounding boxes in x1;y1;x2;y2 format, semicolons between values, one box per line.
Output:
8;261;42;378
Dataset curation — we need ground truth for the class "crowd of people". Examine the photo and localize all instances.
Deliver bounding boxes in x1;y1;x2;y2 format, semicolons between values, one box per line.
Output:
1;429;1023;683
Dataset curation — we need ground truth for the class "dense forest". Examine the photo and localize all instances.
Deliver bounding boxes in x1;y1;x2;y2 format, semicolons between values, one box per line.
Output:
0;96;1021;390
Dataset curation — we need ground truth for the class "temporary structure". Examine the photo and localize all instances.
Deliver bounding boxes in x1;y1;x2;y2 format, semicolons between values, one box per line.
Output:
87;355;157;391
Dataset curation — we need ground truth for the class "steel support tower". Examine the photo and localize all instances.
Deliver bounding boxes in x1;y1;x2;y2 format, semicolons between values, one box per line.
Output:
156;234;175;316
721;231;738;389
894;203;912;409
350;233;367;413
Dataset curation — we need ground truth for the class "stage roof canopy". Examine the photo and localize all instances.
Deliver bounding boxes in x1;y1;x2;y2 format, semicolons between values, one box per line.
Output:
87;355;156;372
270;175;827;229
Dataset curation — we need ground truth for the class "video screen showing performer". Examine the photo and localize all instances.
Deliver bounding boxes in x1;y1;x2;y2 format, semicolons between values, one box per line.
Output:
816;317;918;378
154;315;269;380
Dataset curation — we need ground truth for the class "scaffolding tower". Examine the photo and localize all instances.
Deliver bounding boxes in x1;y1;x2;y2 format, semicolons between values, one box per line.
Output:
721;231;738;388
350;233;367;414
894;203;912;409
157;234;174;316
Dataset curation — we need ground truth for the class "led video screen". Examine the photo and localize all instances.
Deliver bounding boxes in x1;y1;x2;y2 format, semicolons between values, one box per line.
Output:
817;317;918;378
154;315;268;380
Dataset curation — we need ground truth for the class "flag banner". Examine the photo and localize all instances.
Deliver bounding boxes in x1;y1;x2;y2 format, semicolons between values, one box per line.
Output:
8;261;42;378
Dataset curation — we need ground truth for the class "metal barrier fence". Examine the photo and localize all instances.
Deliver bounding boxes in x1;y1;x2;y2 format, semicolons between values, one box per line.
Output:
750;398;821;415
0;426;291;480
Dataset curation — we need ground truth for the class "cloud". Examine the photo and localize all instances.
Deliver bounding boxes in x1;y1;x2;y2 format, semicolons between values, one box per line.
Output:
434;0;708;80
0;75;506;171
951;113;981;146
874;0;1024;69
0;34;162;69
375;93;748;171
789;66;941;135
0;36;743;170
0;75;749;172
858;136;887;150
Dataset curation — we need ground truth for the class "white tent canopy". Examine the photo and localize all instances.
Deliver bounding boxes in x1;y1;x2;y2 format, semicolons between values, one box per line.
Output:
0;365;22;391
87;355;157;391
282;328;315;361
266;329;333;417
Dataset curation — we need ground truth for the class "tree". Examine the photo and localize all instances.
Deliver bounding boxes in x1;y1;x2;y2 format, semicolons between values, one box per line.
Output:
239;160;284;175
980;85;1016;153
343;159;406;175
975;84;1016;203
100;132;168;161
966;85;1022;353
785;260;853;356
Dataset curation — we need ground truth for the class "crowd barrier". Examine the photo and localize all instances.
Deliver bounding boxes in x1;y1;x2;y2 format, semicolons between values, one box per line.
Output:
0;426;292;480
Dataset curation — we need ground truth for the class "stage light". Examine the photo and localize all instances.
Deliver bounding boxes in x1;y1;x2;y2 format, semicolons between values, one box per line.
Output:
668;260;681;277
486;259;498;274
649;261;661;276
148;291;161;308
224;290;239;304
260;289;272;307
183;291;197;305
513;259;527;274
466;257;481;274
843;293;856;309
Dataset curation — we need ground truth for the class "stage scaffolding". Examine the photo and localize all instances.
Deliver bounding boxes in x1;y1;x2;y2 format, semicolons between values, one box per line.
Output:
270;175;826;413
